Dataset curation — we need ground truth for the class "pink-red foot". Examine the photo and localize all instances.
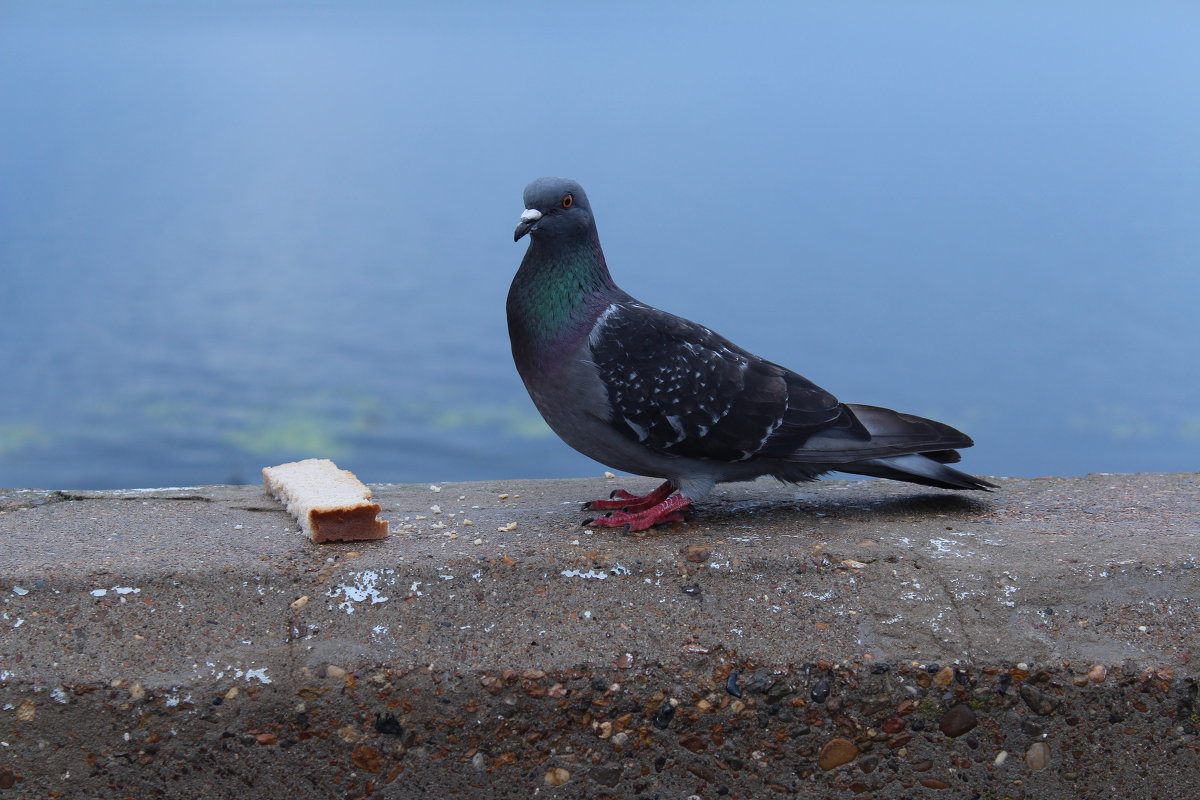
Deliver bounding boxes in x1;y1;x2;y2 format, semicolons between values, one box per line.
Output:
582;480;674;513
584;492;693;532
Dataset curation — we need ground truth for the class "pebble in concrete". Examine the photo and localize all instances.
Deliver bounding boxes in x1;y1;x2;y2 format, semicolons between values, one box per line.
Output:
817;737;858;770
1026;741;1052;771
932;665;956;686
1020;683;1059;716
544;767;571;786
939;703;978;737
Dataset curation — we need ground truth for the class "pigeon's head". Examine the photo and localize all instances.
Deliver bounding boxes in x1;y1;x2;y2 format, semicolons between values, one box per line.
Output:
514;177;594;242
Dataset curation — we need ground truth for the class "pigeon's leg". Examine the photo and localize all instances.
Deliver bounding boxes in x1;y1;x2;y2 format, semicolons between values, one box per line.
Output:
582;480;674;512
584;493;693;532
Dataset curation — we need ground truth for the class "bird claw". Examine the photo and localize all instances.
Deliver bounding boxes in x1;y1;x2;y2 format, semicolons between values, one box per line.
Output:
582;480;675;513
582;494;693;532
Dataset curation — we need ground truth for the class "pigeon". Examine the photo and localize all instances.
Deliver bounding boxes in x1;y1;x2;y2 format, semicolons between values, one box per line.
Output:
508;177;994;532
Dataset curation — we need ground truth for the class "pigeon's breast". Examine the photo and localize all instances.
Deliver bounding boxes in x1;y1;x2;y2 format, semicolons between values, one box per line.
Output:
525;338;680;479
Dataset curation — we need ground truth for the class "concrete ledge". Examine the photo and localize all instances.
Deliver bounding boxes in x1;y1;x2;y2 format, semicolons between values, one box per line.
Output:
1;473;1198;797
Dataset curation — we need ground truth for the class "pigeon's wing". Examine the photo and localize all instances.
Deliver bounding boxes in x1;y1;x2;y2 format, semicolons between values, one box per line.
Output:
588;302;869;462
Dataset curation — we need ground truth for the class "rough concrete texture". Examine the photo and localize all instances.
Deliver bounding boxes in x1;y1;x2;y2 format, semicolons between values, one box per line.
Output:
1;472;1198;798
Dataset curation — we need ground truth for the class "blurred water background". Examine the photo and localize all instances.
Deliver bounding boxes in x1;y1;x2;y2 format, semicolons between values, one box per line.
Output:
1;2;1197;490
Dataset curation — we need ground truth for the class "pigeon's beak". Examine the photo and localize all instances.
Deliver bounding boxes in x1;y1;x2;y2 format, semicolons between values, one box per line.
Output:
514;208;542;241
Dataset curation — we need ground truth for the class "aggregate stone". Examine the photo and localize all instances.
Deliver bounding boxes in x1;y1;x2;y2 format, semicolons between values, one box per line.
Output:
589;765;621;787
817;737;859;770
1026;742;1052;771
1020;683;1059;716
544;767;571;787
938;703;978;737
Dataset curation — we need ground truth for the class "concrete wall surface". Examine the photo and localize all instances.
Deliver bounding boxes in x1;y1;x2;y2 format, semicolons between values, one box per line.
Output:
1;472;1198;798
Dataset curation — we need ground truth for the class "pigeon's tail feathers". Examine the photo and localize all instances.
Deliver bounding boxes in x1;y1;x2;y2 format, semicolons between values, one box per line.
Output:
843;454;997;491
783;404;976;463
922;449;963;464
844;404;974;450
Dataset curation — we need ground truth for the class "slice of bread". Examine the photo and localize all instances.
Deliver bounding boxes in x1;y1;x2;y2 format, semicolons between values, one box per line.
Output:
262;459;388;543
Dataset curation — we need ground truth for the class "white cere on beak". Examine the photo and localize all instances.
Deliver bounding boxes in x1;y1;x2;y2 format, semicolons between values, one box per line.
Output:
521;208;543;222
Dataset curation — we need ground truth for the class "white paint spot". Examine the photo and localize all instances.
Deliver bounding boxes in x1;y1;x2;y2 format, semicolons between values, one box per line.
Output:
90;589;107;597
244;668;272;684
928;538;970;558
329;570;391;613
561;569;608;580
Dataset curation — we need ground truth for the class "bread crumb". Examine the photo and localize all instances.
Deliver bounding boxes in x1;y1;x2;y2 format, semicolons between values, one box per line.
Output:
497;522;518;532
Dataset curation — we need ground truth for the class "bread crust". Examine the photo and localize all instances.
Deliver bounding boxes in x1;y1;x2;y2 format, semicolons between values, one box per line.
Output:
262;459;389;543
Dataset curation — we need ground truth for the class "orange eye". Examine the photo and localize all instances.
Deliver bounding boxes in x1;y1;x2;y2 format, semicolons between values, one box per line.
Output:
561;194;573;209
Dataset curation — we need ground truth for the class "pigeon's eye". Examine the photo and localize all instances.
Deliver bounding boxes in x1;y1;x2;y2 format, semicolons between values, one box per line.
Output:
561;194;573;209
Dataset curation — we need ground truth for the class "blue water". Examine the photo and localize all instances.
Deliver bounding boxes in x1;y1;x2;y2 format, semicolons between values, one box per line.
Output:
2;3;1197;490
